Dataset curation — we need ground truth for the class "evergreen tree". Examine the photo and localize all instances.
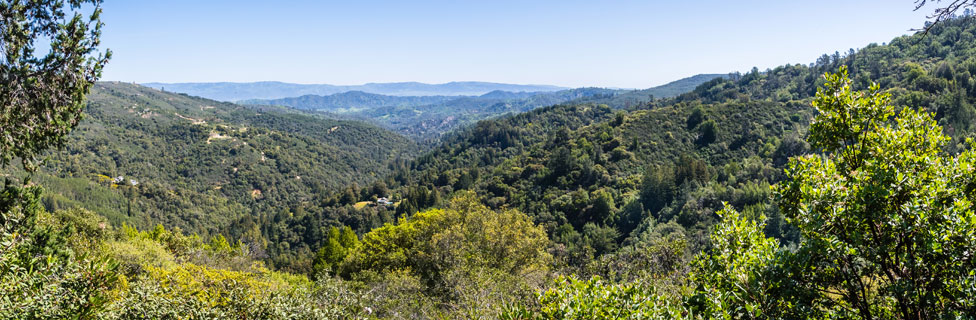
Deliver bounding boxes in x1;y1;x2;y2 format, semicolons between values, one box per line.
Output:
0;1;116;317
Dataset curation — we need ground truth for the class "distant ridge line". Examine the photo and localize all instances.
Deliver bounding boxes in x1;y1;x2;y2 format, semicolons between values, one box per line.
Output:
141;81;568;102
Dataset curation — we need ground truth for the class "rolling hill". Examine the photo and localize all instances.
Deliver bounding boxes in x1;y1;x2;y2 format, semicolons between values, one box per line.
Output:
22;82;420;235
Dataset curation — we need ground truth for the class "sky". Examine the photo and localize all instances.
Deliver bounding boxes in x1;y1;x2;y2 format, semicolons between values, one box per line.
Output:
99;1;932;89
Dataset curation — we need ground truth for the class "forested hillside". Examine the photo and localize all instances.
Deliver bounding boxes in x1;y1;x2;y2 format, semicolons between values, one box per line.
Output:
13;82;420;235
289;91;809;270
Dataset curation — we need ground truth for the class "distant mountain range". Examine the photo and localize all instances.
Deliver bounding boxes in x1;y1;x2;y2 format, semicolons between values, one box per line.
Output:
242;74;726;138
239;91;459;113
243;87;618;138
141;81;568;101
243;74;726;112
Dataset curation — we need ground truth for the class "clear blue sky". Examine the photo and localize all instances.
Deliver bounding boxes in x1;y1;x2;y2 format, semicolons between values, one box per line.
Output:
99;1;931;89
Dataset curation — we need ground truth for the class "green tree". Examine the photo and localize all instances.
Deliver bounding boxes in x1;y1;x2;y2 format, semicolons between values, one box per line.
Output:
501;275;688;320
207;234;233;254
0;0;111;172
697;119;718;145
775;66;976;318
0;1;116;317
685;67;976;319
639;165;676;217
687;204;780;319
549;146;576;179
313;234;345;277
338;226;359;249
687;106;705;129
312;226;360;278
340;191;551;291
589;189;616;224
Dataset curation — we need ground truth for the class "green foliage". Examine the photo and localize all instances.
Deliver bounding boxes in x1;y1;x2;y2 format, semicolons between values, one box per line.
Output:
3;82;422;270
338;191;552;316
502;275;689;320
697;120;718;145
687;204;780;319
774;67;976;318
666;66;976;319
10;9;976;319
207;234;234;254
0;0;110;172
6;211;375;319
0;202;121;319
326;86;804;269
0;1;120;317
342;191;551;282
510;23;976;314
503;234;693;319
687;106;705;128
311;226;359;278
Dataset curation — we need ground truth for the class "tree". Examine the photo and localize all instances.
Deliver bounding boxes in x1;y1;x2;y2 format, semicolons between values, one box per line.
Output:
686;67;976;319
688;204;780;319
639;165;676;218
311;226;360;279
687;106;705;129
1;0;111;172
1;0;114;316
340;191;551;291
775;66;976;317
337;226;359;249
582;223;619;257
697;120;718;145
589;189;616;224
312;232;346;278
549;146;576;178
501;275;686;319
454;170;474;190
370;180;389;198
